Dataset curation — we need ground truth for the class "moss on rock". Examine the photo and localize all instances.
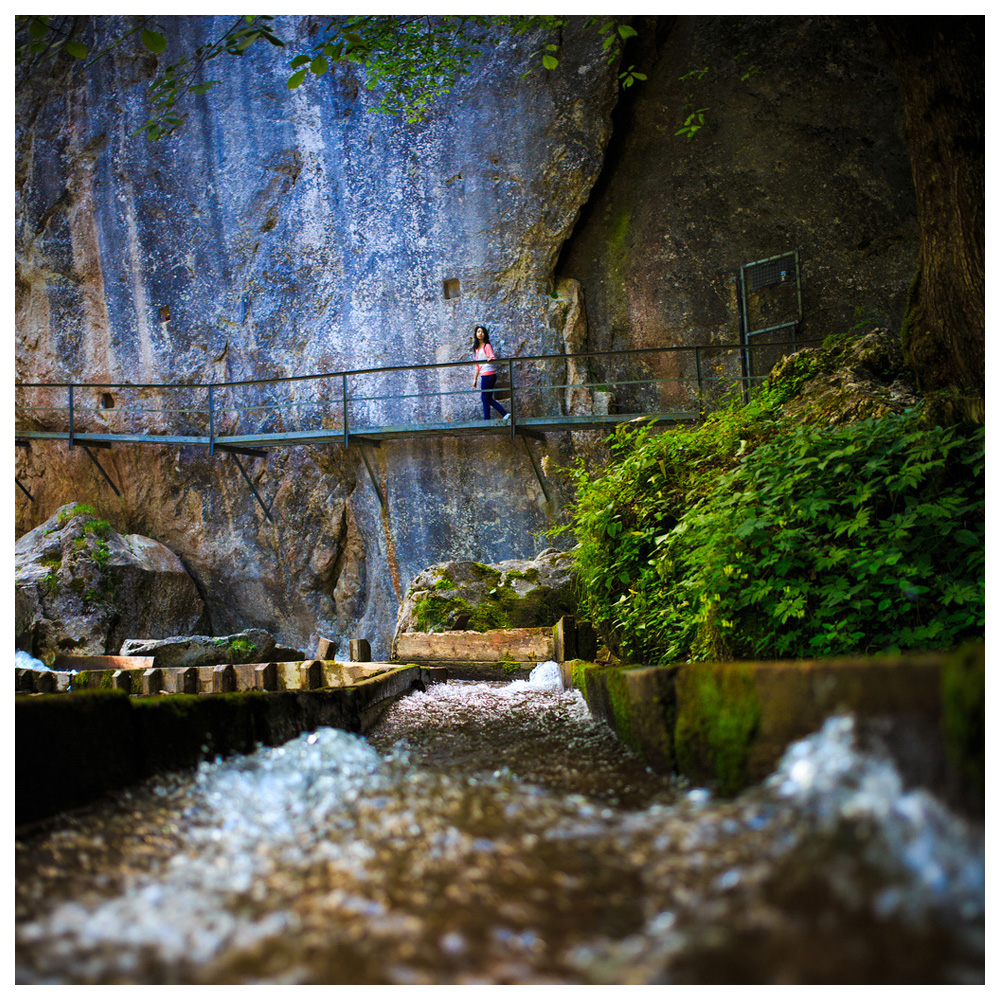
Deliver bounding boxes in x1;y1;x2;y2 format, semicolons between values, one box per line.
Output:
412;593;475;632
496;653;522;674
470;563;502;583
673;663;761;796
940;641;984;796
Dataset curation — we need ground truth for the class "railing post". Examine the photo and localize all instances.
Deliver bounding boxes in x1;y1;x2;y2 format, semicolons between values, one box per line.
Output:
342;373;349;448
208;384;215;455
694;346;703;414
508;357;515;438
68;383;74;450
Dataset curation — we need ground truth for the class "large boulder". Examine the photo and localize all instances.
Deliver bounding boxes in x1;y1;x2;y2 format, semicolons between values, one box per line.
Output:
393;549;578;648
15;502;209;664
767;327;922;425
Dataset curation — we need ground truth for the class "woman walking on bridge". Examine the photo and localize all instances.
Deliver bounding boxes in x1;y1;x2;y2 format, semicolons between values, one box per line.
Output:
472;326;510;423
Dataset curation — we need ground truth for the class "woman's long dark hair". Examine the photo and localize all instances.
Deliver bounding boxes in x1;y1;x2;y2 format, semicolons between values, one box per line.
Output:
471;325;490;350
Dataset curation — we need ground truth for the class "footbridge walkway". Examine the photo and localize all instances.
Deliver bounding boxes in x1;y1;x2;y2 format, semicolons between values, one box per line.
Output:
15;340;806;518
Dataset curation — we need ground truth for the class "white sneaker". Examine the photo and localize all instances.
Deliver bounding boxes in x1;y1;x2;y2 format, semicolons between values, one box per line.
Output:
502;413;511;424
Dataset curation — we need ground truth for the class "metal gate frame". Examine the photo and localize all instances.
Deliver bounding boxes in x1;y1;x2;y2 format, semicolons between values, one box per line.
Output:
736;249;802;400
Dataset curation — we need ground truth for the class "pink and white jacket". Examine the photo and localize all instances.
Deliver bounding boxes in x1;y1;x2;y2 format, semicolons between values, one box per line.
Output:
474;343;498;379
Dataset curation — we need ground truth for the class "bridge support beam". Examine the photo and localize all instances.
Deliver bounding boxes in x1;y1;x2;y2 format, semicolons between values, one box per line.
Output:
15;439;34;502
520;437;552;503
82;443;121;498
355;441;387;511
228;452;274;523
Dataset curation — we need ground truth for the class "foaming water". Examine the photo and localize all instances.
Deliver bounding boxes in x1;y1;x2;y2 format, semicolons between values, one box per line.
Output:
15;668;984;984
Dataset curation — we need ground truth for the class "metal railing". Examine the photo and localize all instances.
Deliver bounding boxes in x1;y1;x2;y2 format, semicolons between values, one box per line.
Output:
15;339;816;450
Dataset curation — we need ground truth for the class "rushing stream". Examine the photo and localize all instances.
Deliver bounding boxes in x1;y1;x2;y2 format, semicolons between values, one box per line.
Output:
15;664;984;984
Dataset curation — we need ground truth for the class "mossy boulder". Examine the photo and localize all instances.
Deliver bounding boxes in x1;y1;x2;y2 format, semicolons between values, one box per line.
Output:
394;549;578;641
15;502;209;664
768;327;921;426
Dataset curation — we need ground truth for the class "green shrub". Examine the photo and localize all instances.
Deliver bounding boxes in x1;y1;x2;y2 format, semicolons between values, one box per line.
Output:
564;403;984;664
556;397;782;659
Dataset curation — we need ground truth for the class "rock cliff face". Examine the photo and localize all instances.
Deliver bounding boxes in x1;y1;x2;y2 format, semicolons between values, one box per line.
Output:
15;16;918;657
556;15;919;399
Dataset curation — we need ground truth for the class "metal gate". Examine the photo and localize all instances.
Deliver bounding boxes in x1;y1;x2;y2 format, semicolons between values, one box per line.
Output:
736;250;803;396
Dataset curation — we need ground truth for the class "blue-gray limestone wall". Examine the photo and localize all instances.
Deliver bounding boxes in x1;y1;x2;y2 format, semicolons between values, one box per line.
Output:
15;15;618;656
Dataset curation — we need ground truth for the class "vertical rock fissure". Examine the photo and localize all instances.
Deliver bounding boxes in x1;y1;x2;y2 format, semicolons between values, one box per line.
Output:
554;17;671;280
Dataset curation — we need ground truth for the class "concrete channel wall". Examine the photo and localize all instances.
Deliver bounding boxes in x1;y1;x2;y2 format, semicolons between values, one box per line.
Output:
393;618;592;680
16;664;445;827
15;622;983;824
16;658;395;697
563;642;984;811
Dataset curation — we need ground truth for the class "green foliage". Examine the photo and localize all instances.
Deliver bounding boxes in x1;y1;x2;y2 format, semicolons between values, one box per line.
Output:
563;403;984;665
15;15;91;68
675;107;708;140
286;15;498;121
289;15;624;121
73;518;111;565
138;15;284;139
618;64;647;89
675;50;763;141
556;400;782;655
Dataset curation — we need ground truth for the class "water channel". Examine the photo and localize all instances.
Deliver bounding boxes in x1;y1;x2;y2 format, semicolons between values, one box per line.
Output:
15;664;985;984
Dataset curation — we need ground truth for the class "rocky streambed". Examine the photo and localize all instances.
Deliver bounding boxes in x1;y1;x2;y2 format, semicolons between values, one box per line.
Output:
15;665;984;985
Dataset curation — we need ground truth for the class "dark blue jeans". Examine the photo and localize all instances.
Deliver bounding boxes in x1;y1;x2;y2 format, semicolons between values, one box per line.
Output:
480;373;508;420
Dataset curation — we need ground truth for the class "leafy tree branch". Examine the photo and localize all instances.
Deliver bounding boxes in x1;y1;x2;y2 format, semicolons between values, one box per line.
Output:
17;14;644;138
